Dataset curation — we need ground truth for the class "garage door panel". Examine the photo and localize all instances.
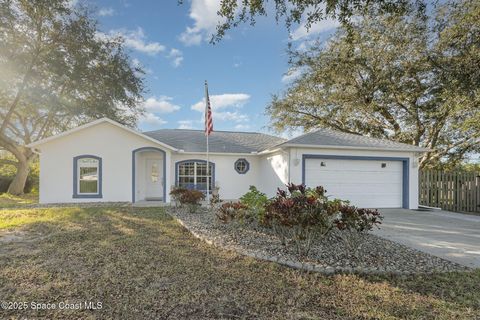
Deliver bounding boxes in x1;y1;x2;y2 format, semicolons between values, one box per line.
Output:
306;159;402;171
304;158;403;208
327;195;402;208
311;172;402;184
324;183;402;194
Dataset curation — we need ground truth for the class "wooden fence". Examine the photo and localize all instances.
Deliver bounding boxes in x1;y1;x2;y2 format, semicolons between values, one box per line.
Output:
419;170;480;213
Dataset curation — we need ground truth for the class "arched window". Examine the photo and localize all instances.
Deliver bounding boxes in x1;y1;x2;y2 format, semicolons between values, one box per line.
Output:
73;155;102;198
176;160;214;192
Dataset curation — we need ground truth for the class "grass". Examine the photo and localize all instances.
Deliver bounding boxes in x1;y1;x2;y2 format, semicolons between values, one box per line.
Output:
0;192;38;208
0;206;479;319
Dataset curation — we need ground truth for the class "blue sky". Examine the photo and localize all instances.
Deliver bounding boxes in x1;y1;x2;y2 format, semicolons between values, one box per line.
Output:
90;0;338;134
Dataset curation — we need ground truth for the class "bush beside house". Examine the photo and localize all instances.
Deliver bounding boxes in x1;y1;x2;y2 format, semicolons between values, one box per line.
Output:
214;183;382;256
170;187;205;213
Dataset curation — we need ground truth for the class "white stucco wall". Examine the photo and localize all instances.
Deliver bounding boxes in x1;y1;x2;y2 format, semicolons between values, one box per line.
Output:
288;147;420;209
37;122;171;204
258;150;289;197
170;153;261;200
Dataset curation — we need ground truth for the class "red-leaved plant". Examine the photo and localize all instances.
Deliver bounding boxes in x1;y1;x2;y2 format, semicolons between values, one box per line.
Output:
170;187;205;213
263;183;340;255
334;205;383;258
216;201;248;223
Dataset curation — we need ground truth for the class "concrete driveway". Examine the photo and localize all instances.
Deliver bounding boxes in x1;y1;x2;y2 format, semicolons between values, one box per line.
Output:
373;209;480;268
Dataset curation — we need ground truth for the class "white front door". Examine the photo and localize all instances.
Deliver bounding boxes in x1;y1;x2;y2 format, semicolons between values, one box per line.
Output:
145;158;163;200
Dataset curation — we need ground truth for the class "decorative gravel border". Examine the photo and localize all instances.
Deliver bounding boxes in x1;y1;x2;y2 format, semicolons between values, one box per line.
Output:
168;207;470;275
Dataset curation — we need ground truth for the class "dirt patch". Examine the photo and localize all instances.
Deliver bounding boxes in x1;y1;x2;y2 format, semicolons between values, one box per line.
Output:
0;230;28;243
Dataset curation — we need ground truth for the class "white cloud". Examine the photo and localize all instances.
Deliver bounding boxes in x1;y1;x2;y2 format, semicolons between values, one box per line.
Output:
191;93;251;125
98;7;115;16
281;67;304;83
290;18;339;41
191;93;250;112
139;113;166;126
179;0;225;46
98;28;165;55
178;120;195;129
143;96;181;113
213;111;249;122
168;48;184;67
179;27;204;46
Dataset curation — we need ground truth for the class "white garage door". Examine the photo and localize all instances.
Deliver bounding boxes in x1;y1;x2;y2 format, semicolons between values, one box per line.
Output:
304;158;403;208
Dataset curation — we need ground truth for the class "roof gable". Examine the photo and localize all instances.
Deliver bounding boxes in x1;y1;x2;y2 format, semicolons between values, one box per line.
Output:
27;118;178;151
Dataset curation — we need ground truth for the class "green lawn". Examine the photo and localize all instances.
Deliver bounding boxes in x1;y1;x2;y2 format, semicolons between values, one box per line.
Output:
0;203;479;319
0;192;38;208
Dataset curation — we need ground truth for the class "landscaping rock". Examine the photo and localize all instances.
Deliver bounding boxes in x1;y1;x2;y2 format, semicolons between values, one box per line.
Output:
168;207;470;275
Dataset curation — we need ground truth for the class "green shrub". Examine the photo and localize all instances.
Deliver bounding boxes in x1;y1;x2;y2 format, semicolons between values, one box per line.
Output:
239;186;268;224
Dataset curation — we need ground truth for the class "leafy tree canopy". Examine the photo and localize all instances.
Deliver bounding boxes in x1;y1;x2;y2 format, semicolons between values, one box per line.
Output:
267;0;480;168
0;0;145;194
180;0;425;43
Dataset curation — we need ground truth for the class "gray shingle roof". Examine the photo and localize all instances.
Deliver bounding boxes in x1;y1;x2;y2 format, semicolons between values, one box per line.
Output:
281;128;429;152
143;129;286;153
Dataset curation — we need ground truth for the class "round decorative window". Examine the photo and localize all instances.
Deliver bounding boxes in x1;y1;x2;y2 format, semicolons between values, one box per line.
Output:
234;158;249;174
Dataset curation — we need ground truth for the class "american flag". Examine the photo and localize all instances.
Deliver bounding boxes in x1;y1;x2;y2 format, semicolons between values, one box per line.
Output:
205;81;213;136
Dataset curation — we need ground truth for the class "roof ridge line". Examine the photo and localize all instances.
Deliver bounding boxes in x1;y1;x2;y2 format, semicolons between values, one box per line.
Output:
143;128;283;137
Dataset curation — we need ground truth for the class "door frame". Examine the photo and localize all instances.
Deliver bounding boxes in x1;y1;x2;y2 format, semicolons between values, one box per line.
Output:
301;154;410;209
132;147;166;203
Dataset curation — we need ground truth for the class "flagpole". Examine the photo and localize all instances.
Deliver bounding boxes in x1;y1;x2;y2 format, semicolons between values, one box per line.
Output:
205;80;210;206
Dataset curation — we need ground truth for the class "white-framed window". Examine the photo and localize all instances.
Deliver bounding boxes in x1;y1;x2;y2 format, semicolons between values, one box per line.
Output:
177;161;214;192
73;156;102;198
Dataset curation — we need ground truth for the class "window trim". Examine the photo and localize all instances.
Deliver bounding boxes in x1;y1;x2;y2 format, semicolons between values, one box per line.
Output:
175;159;215;192
73;155;103;198
234;158;250;174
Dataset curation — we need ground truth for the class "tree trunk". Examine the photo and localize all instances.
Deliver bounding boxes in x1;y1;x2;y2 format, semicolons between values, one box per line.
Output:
7;157;30;195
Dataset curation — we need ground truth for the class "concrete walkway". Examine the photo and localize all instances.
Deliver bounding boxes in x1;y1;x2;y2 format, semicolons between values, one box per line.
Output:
373;209;480;268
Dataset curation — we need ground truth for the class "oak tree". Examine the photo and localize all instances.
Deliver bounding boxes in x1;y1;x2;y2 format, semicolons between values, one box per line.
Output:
267;1;480;168
0;0;145;194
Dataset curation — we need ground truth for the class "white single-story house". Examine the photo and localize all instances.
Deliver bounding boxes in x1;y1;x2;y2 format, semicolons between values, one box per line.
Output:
28;118;429;209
